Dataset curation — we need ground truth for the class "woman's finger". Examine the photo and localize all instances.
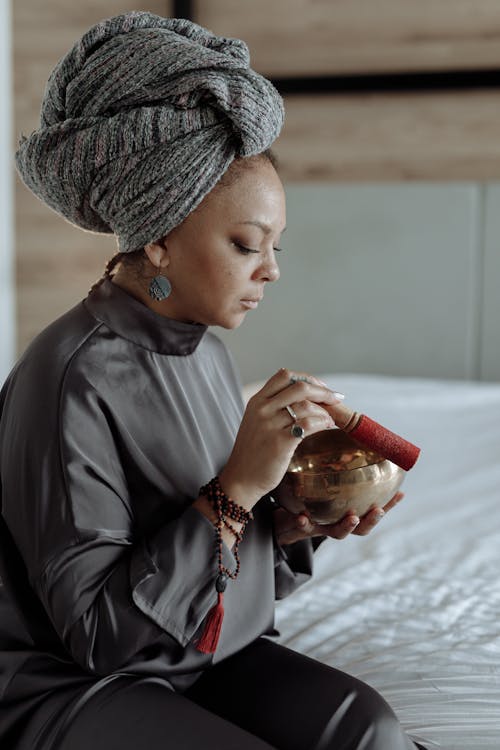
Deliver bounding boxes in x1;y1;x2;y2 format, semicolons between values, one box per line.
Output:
274;511;317;545
254;368;312;399
320;513;360;540
276;492;406;545
353;493;404;536
285;413;336;442
270;384;345;424
382;491;405;512
352;506;385;536
279;401;335;429
258;368;344;402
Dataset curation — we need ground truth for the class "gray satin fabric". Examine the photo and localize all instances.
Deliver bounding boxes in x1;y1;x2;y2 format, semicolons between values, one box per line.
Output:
0;279;316;747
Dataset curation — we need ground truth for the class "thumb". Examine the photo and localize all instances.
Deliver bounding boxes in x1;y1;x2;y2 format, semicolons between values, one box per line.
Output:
295;514;316;535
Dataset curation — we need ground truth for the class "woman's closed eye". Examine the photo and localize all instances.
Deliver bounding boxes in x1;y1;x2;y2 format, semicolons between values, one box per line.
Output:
234;242;283;255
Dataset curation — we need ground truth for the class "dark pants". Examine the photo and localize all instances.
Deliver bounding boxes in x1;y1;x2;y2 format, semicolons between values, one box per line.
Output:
25;639;418;750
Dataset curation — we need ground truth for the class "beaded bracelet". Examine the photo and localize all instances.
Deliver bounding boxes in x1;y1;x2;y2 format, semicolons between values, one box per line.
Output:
195;476;254;653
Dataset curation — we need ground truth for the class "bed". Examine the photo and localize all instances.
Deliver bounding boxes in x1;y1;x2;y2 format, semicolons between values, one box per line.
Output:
245;373;500;749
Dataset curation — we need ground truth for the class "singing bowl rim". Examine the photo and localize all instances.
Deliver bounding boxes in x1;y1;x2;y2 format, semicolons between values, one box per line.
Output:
288;456;386;477
287;428;388;477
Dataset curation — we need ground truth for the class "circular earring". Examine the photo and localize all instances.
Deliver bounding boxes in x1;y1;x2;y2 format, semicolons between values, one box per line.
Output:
148;266;172;301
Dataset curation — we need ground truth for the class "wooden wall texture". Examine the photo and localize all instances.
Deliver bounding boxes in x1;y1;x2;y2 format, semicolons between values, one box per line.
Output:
198;0;500;76
275;91;500;182
197;1;500;183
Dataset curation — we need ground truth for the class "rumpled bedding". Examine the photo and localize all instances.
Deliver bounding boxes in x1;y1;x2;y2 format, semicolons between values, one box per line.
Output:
247;374;500;749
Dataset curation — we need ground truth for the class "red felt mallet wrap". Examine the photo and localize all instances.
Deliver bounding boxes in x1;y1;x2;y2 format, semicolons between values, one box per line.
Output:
327;403;421;471
349;414;420;470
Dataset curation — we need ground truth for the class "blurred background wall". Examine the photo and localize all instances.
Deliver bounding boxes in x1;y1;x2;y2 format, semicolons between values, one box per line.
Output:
8;0;500;384
1;0;14;383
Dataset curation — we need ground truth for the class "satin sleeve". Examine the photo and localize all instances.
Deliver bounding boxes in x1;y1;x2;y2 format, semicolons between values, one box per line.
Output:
267;496;325;599
273;537;325;599
27;380;235;675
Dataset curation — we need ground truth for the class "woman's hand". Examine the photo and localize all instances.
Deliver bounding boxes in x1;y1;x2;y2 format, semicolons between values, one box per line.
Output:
219;368;344;511
273;492;405;546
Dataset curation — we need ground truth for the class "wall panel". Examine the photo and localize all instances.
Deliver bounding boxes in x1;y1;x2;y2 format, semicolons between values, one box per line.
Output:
197;3;500;184
216;184;481;384
480;184;500;381
275;91;500;183
197;0;500;76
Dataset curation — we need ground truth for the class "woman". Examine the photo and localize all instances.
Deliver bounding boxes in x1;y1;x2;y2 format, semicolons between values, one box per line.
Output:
0;12;422;750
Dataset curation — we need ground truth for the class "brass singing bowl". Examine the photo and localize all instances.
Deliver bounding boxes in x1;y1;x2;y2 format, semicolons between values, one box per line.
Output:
274;429;405;525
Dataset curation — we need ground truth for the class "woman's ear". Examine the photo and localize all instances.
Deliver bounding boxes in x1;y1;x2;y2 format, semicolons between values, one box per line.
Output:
144;239;169;270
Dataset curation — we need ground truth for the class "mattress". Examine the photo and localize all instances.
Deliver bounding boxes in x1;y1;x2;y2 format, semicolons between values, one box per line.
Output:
246;374;500;749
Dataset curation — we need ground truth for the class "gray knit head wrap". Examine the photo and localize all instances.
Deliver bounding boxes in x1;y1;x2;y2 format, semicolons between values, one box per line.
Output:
15;12;284;253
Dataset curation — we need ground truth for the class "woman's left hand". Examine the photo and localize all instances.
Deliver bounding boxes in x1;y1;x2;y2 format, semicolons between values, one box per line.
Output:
273;492;405;546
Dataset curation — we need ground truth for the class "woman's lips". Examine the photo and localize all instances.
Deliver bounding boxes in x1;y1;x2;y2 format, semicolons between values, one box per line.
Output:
240;299;261;309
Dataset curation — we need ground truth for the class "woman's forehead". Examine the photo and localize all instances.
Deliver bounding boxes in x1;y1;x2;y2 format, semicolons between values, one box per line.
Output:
212;165;285;220
233;220;287;236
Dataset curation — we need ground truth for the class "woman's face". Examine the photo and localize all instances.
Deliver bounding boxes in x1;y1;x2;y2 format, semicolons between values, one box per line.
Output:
150;157;286;329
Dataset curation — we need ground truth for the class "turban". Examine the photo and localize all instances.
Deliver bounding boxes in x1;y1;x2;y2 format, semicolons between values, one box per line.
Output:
15;12;284;253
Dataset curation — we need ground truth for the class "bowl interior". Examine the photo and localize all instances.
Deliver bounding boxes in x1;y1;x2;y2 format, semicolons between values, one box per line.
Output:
288;429;384;476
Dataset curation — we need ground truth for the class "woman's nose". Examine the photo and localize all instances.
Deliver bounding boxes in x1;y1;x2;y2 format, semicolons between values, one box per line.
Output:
256;250;280;283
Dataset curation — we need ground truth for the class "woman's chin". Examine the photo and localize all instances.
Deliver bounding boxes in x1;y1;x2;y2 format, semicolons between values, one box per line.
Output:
216;310;247;330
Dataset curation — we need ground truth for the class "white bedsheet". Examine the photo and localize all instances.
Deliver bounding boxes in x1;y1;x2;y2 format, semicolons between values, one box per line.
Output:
253;374;500;749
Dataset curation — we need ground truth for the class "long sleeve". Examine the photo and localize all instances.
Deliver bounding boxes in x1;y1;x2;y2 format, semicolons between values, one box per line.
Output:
274;540;314;600
273;531;325;600
0;287;278;687
11;375;235;675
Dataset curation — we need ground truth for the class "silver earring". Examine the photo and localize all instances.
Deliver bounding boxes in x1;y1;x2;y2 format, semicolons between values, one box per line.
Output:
148;268;172;301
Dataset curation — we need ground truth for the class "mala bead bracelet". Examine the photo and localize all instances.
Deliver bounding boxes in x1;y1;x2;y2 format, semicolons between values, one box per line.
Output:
195;476;254;654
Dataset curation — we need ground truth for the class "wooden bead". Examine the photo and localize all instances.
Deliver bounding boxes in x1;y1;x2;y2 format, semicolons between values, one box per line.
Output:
199;476;254;591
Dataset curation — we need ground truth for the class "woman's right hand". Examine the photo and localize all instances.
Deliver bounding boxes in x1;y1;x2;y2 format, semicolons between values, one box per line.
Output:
218;368;345;511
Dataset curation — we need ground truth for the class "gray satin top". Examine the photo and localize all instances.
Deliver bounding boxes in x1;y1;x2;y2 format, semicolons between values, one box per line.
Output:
0;279;317;743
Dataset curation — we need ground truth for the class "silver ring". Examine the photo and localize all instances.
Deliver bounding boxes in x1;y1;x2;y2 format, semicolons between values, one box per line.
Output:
290;375;312;385
285;404;298;421
290;423;305;439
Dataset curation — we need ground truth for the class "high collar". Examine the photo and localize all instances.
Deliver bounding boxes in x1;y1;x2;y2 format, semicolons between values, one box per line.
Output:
84;279;207;355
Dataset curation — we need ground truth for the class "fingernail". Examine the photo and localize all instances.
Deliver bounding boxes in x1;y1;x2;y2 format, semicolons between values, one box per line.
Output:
349;516;360;527
317;380;345;400
375;510;385;520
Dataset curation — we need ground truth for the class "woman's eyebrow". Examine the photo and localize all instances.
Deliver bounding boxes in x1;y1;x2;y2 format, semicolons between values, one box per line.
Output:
236;220;287;234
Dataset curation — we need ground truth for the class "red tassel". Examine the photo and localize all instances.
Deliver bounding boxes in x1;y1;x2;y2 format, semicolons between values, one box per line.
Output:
196;592;224;654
